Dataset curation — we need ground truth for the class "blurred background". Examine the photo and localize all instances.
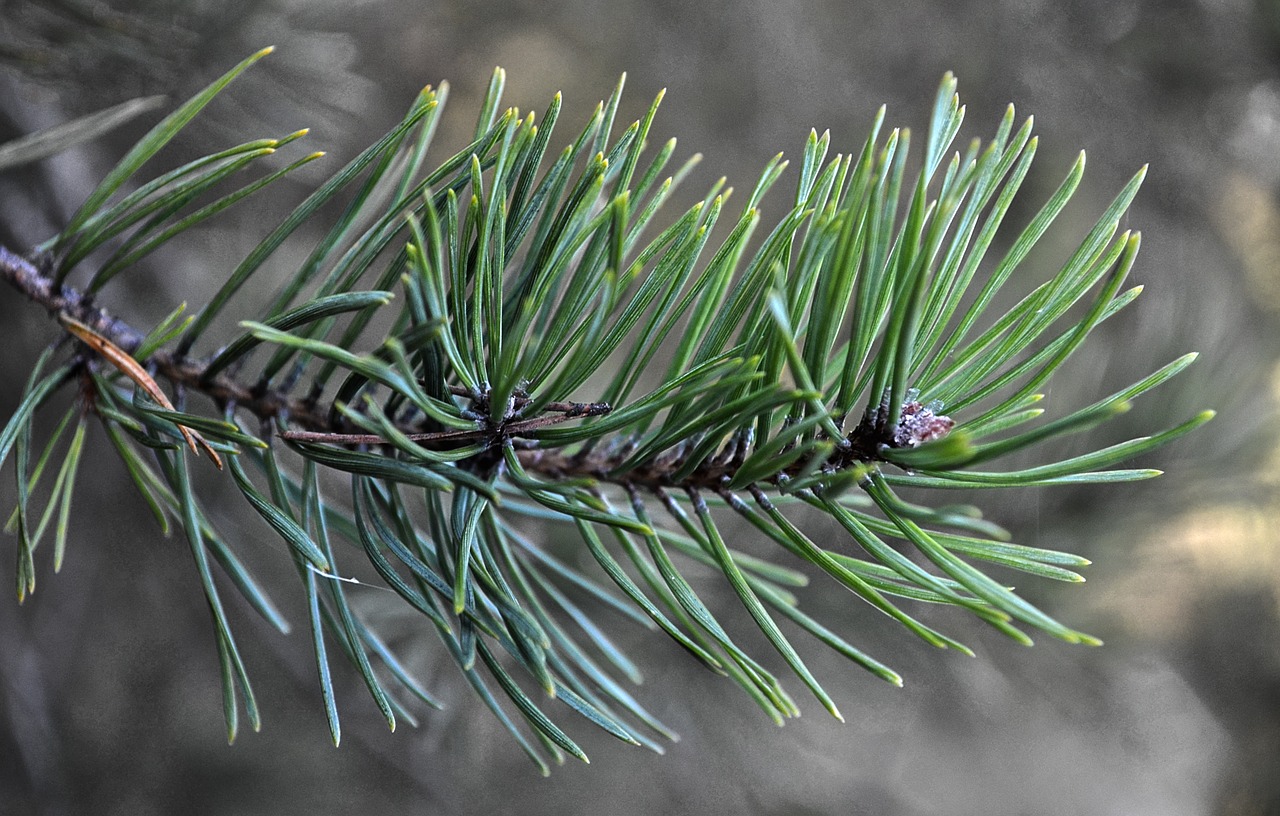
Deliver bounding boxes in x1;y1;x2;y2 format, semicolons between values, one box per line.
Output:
0;0;1277;814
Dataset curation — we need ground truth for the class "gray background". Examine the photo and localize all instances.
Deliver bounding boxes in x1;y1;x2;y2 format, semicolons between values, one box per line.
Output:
1;1;1277;814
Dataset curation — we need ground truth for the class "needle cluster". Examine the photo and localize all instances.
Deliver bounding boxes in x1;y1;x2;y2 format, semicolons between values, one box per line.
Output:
0;50;1210;769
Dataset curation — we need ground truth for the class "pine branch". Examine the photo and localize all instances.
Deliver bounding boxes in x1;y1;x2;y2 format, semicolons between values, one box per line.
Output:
0;244;334;435
0;234;937;492
0;52;1212;767
0;245;608;450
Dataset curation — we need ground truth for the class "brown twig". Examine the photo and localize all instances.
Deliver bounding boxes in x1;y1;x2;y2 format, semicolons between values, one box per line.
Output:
58;314;224;468
278;406;610;448
2;245;350;436
2;244;620;470
2;242;899;492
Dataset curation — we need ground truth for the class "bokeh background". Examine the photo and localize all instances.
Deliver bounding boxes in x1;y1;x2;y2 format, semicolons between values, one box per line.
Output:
1;1;1277;814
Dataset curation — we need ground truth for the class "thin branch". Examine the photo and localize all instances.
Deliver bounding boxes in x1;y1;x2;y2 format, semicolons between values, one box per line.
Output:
2;245;629;466
2;242;911;492
2;244;366;435
279;407;611;447
58;314;223;468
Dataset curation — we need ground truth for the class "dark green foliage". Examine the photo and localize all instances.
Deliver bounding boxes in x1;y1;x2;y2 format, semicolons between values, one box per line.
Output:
0;53;1210;769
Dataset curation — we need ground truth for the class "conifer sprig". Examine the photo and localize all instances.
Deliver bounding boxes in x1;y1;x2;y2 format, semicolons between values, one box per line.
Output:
0;52;1210;768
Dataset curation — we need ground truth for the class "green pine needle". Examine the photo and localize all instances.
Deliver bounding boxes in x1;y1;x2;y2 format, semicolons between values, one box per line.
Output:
0;50;1211;767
